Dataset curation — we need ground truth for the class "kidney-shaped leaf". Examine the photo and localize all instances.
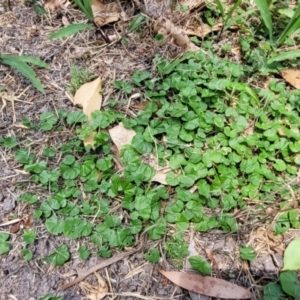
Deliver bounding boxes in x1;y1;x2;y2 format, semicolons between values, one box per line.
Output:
283;238;300;270
158;270;252;299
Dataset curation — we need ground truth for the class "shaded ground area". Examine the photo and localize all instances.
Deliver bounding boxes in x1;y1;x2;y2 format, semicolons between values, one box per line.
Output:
0;1;295;299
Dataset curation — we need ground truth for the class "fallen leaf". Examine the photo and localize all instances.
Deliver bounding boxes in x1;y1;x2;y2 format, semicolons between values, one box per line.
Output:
74;77;102;120
205;249;219;275
108;123;136;154
83;131;96;148
92;0;120;27
280;69;300;89
142;153;171;185
74;77;102;149
158;270;253;299
79;272;108;300
109;124;171;184
154;17;199;51
44;0;67;11
185;23;223;39
179;0;206;11
10;221;21;233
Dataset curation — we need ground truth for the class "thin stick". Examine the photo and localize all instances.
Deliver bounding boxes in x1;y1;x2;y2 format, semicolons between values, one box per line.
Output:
60;248;140;291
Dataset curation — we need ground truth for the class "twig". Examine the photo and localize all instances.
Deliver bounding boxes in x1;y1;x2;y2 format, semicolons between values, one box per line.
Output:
59;248;141;291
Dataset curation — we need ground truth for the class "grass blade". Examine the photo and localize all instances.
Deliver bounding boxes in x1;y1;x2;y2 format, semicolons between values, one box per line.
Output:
128;14;146;33
1;55;45;93
73;0;93;21
253;0;273;39
225;0;241;24
267;50;300;64
17;55;49;69
214;0;225;19
49;23;93;40
277;4;300;45
83;0;93;21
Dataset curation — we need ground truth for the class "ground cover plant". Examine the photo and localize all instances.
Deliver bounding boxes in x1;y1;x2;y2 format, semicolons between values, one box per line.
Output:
2;0;300;299
2;47;300;297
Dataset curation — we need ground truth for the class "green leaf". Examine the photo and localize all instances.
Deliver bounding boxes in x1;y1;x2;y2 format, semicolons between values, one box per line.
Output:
224;0;242;27
214;0;225;19
283;238;300;270
78;245;91;260
17;193;38;204
145;248;160;263
267;50;300;64
1;55;45;93
43;245;70;266
74;0;93;20
0;233;10;255
49;24;93;40
43;147;56;158
98;246;112;258
40;112;58;126
21;248;33;261
82;0;93;20
45;215;64;235
277;4;300;45
253;0;273;39
280;271;300;297
166;172;180;186
273;159;287;172
147;218;167;240
23;230;36;245
170;154;187;170
15;148;34;164
239;246;256;261
17;55;49;68
189;255;212;275
263;282;285;300
39;294;63;300
128;14;146;32
3;136;17;149
130;219;142;234
131;134;153;154
25;161;47;173
34;4;46;15
67;111;88;124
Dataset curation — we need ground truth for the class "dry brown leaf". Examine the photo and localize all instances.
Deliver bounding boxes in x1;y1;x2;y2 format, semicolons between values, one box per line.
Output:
179;0;206;10
280;69;300;89
79;272;108;300
108;123;136;154
205;249;219;276
10;221;21;233
44;0;67;11
108;124;172;184
154;18;199;51
158;270;253;299
185;23;223;39
74;77;102;120
83;131;96;148
92;0;120;27
74;77;102;149
142;153;171;185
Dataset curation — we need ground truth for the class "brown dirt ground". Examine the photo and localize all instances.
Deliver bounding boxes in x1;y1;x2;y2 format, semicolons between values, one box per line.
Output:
0;1;297;299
